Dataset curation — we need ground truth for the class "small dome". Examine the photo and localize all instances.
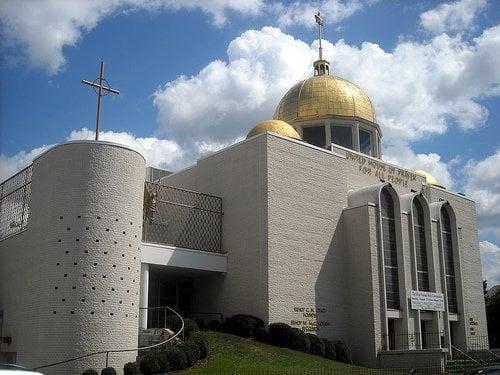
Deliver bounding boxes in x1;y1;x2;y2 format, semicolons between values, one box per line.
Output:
414;170;446;189
246;120;301;140
274;75;376;125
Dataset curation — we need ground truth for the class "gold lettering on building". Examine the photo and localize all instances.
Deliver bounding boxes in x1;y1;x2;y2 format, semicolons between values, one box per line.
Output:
290;306;329;332
346;151;417;188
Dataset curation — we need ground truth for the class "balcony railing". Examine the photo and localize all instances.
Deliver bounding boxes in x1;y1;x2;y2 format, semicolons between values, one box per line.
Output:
142;182;223;253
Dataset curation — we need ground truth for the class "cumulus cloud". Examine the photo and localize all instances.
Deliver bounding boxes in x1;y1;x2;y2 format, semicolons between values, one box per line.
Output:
0;0;264;74
480;241;500;285
153;25;500;147
420;0;488;35
0;145;53;182
463;149;500;238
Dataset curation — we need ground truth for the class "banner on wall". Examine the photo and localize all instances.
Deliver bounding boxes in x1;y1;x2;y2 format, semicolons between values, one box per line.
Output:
410;290;445;311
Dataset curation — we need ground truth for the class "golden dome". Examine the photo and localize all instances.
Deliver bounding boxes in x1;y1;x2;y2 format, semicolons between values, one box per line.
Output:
274;75;376;125
414;170;446;189
246;119;301;140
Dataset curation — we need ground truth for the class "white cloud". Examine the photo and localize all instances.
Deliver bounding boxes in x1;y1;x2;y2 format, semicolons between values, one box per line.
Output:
153;25;500;147
479;240;500;285
463;149;500;238
0;0;264;74
269;0;365;28
420;0;488;35
0;145;53;182
382;141;454;189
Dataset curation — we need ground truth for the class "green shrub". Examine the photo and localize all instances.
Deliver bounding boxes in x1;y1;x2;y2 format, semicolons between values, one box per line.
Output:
165;346;187;371
224;314;265;338
208;320;223;331
178;340;201;367
333;340;352;363
165;314;182;332
191;332;209;359
194;318;206;330
156;351;170;373
183;318;199;340
288;328;310;353
100;367;116;375
306;333;325;357
322;338;336;360
123;362;140;375
139;352;161;375
269;323;293;347
81;370;98;375
253;327;270;343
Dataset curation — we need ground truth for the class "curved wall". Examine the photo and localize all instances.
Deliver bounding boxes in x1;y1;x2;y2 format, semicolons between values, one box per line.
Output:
28;141;145;374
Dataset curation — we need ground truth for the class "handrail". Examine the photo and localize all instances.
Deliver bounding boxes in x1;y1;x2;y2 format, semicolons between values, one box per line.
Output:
451;344;482;367
34;305;184;371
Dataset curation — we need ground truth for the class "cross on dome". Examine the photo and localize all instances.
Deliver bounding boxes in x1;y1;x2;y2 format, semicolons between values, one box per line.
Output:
313;12;330;76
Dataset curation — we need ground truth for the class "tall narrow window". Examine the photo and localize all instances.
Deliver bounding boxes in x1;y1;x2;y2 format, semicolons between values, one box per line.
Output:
359;129;372;155
331;125;353;149
413;199;430;291
381;188;400;310
441;207;457;313
302;125;325;147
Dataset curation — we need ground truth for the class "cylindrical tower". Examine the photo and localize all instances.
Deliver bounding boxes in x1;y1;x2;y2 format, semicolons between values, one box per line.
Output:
28;141;145;374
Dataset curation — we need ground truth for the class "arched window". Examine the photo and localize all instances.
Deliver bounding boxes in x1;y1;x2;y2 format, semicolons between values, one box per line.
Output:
413;198;429;291
381;188;400;310
441;207;457;313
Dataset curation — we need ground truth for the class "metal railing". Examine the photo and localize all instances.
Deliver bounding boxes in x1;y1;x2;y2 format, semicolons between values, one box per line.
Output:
0;165;32;241
33;305;184;371
382;331;444;351
143;182;224;253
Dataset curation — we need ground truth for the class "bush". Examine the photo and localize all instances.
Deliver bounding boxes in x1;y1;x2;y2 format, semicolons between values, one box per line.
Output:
288;328;310;353
333;340;352;363
178;340;201;367
165;346;187;371
165;314;182;332
183;318;200;340
123;362;140;375
208;320;223;331
322;338;336;360
139;352;161;375
224;314;264;338
253;327;270;343
194;318;206;330
191;332;209;359
81;370;98;375
100;368;117;375
269;323;293;347
307;333;325;357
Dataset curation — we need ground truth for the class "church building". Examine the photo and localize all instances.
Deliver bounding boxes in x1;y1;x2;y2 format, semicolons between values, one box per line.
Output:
0;18;488;374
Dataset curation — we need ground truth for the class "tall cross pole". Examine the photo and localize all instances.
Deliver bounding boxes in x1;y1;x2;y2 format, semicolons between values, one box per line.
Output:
81;61;120;141
315;12;324;61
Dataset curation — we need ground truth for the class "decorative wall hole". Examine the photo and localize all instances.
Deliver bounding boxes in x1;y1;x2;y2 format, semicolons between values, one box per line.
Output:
97;216;101;219
132;303;134;306
105;228;110;232
115;218;119;222
129;244;132;247
102;275;106;279
91;311;95;315
76;239;80;242
77;216;81;219
66;227;70;231
101;299;105;303
112;265;116;268
120;277;123;280
111;288;115;291
72;286;76;290
104;251;108;255
60;216;63;219
95;239;99;243
82;274;87;278
93;263;97;266
54;286;58;290
58;239;61;243
127;267;130;270
84;250;88;254
64;274;67;277
125;314;128;317
53;311;57;314
113;241;117;245
70;311;75;315
56;263;60;266
130;222;133;225
135;315;137;318
86;227;90;230
65;251;69;254
119;301;122;304
123;231;126;235
110;313;114;316
121;254;125;257
92;287;96;290
74;262;77;265
81;299;85;302
133;257;136;260
126;290;129;293
62;298;65;302
132;280;135;283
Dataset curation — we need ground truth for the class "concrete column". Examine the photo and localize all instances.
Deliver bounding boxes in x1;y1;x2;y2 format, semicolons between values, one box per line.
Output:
139;263;150;330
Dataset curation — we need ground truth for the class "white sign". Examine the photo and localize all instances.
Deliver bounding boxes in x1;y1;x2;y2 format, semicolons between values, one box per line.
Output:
410;290;445;311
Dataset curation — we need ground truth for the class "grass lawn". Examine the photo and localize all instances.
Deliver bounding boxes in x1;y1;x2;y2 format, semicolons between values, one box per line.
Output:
180;331;366;374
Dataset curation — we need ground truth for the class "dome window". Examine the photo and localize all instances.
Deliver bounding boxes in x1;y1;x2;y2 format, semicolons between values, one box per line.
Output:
359;128;373;156
302;125;325;147
331;125;353;149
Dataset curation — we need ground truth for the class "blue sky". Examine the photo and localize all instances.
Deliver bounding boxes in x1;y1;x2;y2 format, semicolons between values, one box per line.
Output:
0;0;499;285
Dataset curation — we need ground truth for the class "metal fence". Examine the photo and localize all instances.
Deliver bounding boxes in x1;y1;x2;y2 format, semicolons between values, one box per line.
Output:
382;332;445;351
187;369;444;375
0;165;32;240
142;182;223;253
